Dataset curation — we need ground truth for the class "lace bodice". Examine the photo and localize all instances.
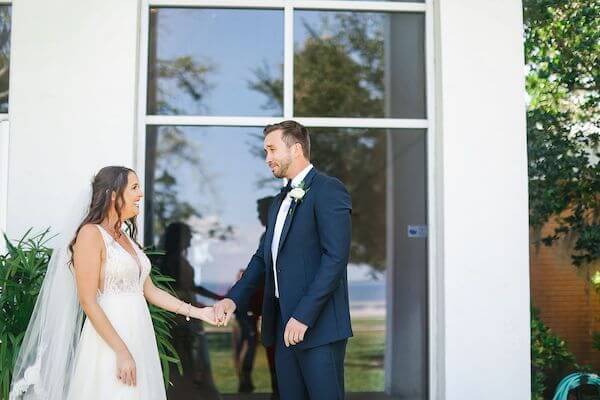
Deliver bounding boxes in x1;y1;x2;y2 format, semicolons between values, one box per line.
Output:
95;225;151;296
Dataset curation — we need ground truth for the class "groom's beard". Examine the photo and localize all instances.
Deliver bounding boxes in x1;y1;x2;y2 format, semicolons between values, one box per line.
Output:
272;158;292;178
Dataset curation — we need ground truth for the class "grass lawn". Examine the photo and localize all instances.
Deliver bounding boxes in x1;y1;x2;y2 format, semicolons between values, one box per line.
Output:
206;316;385;394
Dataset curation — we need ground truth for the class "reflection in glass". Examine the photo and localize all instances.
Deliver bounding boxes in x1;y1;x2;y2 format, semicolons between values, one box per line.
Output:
312;127;387;272
145;125;426;393
251;11;426;118
147;8;284;116
159;221;223;399
0;6;11;113
286;11;425;118
145;126;278;395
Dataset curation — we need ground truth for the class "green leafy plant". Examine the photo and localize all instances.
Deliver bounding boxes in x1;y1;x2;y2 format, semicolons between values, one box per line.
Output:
0;229;181;399
531;307;577;400
0;229;51;400
144;249;183;387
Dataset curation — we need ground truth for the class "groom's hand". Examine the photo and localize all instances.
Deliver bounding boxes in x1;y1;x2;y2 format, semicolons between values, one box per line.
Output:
284;317;308;347
213;298;236;327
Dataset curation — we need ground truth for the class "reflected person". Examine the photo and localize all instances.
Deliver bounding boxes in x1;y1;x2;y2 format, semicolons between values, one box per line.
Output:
233;196;279;398
161;221;223;399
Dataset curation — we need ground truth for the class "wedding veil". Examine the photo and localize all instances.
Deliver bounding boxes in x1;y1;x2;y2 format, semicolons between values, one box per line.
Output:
9;185;92;399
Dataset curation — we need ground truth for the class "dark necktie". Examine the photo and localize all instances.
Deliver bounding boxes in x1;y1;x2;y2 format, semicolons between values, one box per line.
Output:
280;180;292;197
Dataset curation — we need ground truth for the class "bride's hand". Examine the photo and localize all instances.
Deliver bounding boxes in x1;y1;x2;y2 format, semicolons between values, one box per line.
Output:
116;349;137;386
194;306;219;325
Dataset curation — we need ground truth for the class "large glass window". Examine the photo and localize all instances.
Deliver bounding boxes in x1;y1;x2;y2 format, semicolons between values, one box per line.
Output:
142;2;430;398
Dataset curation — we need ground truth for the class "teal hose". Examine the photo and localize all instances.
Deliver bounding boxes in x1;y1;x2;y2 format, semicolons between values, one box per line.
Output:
552;372;600;400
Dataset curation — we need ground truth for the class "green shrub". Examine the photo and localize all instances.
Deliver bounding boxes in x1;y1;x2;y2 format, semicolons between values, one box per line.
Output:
531;307;577;400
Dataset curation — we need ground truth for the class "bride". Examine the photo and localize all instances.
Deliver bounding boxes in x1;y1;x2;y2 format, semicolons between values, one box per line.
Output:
9;166;217;399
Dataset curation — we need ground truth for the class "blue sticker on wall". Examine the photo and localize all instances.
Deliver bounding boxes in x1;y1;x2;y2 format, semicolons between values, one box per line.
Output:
407;225;428;238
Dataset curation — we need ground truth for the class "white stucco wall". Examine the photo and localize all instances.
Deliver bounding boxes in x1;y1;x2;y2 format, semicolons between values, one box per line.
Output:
434;0;530;399
5;0;140;243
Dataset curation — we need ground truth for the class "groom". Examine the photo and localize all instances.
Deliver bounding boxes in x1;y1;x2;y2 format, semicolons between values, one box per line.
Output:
213;120;353;400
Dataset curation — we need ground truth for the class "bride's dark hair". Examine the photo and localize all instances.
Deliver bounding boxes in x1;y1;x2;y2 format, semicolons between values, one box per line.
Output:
68;166;141;264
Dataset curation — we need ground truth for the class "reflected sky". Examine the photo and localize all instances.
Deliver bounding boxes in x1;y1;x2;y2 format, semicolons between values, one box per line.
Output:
149;8;284;116
150;127;273;284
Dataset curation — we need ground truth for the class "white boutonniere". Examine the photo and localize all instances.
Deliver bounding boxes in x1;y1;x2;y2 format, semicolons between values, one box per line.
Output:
289;187;306;201
288;181;310;216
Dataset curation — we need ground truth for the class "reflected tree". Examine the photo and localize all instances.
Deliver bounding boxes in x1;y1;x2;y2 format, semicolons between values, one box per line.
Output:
250;13;384;117
146;9;229;245
151;55;215;115
250;13;388;273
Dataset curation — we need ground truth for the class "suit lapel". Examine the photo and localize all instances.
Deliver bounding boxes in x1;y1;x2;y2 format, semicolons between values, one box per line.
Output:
277;168;318;254
277;201;296;255
264;191;285;268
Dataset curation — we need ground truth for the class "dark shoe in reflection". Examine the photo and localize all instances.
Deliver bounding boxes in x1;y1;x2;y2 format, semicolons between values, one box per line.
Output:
193;371;219;392
238;374;255;393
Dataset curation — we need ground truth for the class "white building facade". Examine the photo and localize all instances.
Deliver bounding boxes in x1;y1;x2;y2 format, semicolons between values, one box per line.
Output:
0;0;530;399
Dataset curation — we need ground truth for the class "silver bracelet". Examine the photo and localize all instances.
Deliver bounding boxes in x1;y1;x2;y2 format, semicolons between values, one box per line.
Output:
175;301;185;315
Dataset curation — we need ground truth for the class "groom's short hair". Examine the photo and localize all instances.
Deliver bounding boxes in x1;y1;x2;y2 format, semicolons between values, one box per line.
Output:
264;120;311;160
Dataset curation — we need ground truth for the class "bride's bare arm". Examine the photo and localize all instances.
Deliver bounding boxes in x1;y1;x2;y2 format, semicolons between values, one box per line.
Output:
73;224;137;386
143;278;217;324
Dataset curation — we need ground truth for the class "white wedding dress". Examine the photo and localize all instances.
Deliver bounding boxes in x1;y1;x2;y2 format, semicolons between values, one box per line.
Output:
66;224;166;399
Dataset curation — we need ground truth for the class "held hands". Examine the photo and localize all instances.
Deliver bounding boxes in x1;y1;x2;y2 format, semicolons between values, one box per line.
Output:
176;300;234;326
212;298;237;327
116;349;137;386
284;317;308;347
192;306;219;326
207;299;308;346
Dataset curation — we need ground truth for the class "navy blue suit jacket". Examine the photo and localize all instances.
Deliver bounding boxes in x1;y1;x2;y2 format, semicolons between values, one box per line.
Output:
227;167;353;350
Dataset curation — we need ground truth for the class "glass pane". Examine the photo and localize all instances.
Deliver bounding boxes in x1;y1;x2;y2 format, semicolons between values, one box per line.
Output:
0;6;11;113
145;125;427;396
147;8;284;116
292;11;426;118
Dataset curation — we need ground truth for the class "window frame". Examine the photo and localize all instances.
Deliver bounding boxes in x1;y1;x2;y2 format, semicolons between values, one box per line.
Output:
135;0;440;397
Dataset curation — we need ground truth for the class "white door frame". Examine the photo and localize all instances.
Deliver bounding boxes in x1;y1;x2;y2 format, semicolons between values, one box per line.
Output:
0;116;9;253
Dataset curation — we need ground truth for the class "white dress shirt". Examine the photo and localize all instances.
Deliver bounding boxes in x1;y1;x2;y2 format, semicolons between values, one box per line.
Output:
271;164;313;298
